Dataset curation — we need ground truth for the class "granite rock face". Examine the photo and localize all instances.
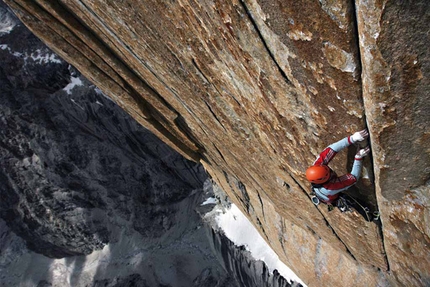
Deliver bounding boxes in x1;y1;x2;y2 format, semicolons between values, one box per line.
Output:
2;0;429;286
0;8;300;286
356;1;430;286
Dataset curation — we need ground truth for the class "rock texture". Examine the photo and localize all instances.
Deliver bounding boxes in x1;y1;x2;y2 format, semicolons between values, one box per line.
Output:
356;1;430;285
209;228;301;287
0;6;300;287
0;9;300;286
2;0;429;286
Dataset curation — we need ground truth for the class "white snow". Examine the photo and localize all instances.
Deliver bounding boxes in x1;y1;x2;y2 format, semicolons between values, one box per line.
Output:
14;241;115;287
0;44;22;57
0;22;14;34
0;45;61;64
0;11;18;35
215;204;307;286
30;50;62;64
63;76;83;95
201;197;217;205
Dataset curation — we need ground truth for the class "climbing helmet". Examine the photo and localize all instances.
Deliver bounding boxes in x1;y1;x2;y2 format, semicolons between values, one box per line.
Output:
306;165;331;184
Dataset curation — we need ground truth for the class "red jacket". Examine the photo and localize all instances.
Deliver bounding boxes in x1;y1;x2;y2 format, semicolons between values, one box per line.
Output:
312;136;362;203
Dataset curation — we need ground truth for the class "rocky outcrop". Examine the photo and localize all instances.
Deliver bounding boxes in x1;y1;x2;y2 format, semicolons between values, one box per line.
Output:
2;0;429;286
356;1;430;285
0;37;202;258
209;228;302;287
0;9;300;286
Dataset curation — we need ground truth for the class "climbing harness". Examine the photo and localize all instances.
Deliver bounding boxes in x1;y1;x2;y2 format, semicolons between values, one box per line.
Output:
310;183;339;212
336;196;352;212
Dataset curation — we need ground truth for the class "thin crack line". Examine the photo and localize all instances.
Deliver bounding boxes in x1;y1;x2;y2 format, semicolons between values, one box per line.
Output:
352;0;390;272
239;0;292;85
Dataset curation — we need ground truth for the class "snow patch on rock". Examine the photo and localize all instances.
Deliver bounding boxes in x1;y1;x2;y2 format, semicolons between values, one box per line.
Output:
30;49;63;64
0;6;18;35
0;44;62;64
201;197;217;205
213;203;307;286
63;76;84;95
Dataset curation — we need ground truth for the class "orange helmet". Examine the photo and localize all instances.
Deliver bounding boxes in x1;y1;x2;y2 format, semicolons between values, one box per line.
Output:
306;165;331;184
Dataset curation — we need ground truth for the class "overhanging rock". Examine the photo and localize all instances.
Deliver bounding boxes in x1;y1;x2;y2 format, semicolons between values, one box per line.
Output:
4;0;429;286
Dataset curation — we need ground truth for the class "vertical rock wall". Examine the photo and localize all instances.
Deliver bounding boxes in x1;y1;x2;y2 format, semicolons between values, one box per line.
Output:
356;0;430;285
3;0;429;286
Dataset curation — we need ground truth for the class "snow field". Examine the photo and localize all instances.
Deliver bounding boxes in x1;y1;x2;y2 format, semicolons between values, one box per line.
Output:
214;203;307;286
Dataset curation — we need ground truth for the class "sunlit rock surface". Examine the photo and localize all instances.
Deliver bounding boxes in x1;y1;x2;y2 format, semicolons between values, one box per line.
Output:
0;7;301;286
356;1;430;285
2;0;429;286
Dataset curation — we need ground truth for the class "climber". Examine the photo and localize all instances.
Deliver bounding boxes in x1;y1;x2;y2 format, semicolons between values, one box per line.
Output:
306;129;370;207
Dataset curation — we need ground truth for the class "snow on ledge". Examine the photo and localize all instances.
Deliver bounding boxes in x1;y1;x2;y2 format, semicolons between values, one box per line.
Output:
0;10;18;35
63;76;83;95
215;203;307;286
30;49;62;64
201;197;217;205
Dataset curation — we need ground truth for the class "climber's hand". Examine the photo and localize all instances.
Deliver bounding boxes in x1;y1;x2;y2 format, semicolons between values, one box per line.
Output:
351;129;369;143
355;146;370;159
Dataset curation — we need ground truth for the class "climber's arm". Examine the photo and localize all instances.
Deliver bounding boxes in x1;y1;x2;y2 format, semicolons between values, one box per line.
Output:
324;146;371;196
350;146;370;180
351;159;364;180
313;137;352;165
313;130;369;166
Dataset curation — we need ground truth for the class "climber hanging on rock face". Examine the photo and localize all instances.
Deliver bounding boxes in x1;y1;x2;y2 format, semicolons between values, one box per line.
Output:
305;129;380;220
